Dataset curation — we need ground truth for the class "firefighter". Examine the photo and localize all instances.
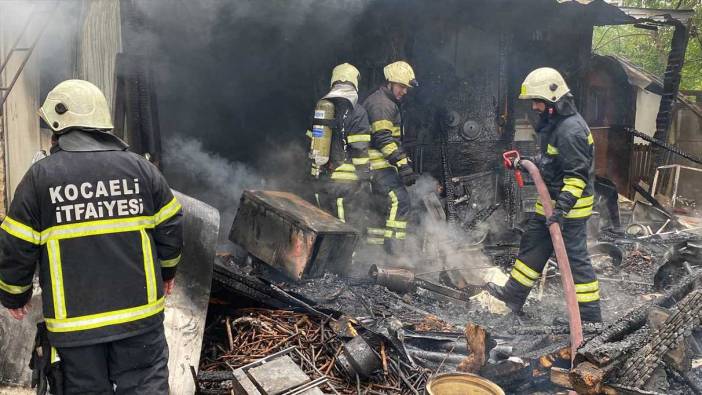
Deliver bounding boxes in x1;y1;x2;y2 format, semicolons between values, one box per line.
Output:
487;67;602;322
309;63;371;227
0;80;183;393
362;61;418;250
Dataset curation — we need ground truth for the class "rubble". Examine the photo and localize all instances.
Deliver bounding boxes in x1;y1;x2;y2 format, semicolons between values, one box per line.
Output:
199;179;702;394
198;309;430;394
201;238;702;394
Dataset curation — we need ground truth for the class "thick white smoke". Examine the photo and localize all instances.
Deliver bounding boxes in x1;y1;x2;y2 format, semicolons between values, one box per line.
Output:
162;137;265;239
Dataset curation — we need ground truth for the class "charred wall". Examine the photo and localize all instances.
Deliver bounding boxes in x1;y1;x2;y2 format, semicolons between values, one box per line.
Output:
345;0;598;230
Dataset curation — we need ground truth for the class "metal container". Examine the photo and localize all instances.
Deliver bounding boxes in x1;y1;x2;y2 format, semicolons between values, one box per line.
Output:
336;336;381;379
369;264;415;293
230;190;359;281
426;373;505;395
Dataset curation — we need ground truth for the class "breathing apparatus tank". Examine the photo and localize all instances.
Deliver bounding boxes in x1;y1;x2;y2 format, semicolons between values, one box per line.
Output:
309;99;335;177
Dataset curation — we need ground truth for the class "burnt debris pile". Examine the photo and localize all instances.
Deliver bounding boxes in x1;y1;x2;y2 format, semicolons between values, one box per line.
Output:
190;187;702;394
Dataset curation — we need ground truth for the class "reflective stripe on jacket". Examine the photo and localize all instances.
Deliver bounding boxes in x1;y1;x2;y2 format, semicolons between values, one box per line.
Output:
362;86;409;171
0;146;183;347
535;108;595;219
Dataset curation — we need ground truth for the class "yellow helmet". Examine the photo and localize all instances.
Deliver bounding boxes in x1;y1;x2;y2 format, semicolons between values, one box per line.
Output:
330;63;360;90
384;61;418;88
38;79;113;133
519;67;570;103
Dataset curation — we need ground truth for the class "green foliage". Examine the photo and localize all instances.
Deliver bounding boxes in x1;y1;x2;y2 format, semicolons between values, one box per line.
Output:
593;0;702;90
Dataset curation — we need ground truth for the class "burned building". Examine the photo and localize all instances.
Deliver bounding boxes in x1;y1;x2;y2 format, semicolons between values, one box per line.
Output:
1;0;702;394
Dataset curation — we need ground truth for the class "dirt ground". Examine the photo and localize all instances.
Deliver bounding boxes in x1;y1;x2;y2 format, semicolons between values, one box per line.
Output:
0;386;33;395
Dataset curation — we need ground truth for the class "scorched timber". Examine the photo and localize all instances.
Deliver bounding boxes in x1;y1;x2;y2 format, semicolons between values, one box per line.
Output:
576;272;702;366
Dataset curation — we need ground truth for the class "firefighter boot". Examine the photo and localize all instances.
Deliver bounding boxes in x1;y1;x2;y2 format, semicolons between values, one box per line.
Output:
485;282;526;313
579;302;602;323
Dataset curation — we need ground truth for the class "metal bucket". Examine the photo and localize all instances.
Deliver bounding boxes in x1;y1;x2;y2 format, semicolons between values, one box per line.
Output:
336;336;381;378
426;373;505;395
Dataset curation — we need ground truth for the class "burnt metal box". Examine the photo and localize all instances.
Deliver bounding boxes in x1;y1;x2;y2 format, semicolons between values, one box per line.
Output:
230;190;359;281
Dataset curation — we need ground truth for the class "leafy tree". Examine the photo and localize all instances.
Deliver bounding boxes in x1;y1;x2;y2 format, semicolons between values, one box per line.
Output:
593;0;702;90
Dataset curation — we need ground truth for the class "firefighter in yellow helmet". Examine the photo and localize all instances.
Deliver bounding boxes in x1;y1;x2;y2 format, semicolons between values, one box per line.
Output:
0;79;183;392
308;63;371;227
361;61;418;252
486;68;601;322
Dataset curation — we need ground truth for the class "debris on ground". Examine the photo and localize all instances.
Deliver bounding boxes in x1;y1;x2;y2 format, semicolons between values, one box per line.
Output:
193;186;702;394
198;309;430;394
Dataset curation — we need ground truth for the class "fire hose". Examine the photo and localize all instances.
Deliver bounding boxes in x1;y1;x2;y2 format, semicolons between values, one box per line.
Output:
502;150;583;362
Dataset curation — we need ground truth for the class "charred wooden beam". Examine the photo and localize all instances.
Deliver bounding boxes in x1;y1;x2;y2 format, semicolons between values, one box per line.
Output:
616;289;702;389
480;357;530;391
577;272;701;365
570;361;606;395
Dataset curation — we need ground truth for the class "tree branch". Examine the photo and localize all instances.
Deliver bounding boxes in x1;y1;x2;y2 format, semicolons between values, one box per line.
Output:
594;33;654;51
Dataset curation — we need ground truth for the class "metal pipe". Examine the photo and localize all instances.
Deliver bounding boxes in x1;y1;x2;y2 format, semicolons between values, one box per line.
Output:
518;159;583;363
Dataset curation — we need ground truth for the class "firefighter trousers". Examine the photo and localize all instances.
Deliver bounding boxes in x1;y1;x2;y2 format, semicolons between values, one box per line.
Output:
503;216;602;322
369;167;410;253
315;180;370;229
57;326;169;394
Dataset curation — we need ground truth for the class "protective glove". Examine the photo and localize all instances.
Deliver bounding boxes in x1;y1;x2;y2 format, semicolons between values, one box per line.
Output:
546;208;566;229
398;164;418;187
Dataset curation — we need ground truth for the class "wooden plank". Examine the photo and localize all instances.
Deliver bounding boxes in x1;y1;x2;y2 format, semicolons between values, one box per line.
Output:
76;0;122;113
0;2;42;200
550;367;573;389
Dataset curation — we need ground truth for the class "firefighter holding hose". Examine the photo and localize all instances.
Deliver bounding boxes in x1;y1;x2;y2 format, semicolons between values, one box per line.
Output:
487;67;602;322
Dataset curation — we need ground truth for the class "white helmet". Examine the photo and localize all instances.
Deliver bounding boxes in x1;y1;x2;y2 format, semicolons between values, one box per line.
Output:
519;67;570;103
330;63;360;90
384;61;418;88
38;79;113;133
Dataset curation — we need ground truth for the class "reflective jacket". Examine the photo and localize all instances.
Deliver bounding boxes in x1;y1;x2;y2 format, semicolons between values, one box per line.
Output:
0;133;183;347
534;106;595;219
362;86;410;171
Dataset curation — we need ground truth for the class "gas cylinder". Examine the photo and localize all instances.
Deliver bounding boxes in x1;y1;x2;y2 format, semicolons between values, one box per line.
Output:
309;99;335;171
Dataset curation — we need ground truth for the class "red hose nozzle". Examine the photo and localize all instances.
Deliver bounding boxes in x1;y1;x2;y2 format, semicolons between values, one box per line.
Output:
503;150;524;188
502;150;520;170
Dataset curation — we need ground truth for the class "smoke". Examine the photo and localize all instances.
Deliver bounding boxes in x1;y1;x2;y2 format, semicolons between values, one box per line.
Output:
162;137;262;229
162;136;312;242
408;175;495;284
115;0;370;239
2;1;82;100
347;174;496;284
130;0;371;166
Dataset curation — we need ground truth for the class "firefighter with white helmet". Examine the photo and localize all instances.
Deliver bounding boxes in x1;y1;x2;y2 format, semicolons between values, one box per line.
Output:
362;61;418;252
308;63;372;227
487;67;601;322
1;79;182;392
